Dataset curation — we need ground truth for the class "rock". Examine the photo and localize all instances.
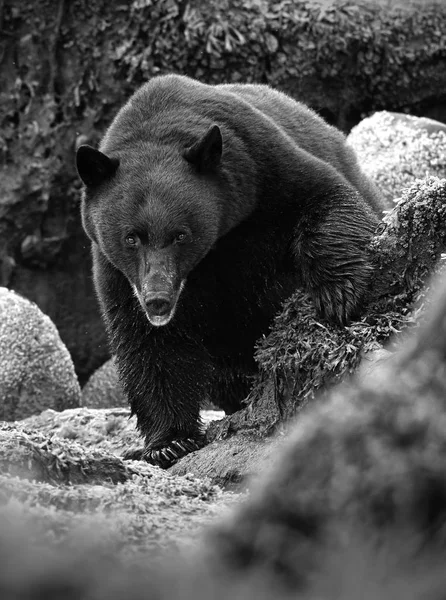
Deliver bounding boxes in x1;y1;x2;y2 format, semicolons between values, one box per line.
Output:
22;407;141;457
21;407;226;466
170;434;284;490
0;254;15;286
81;358;127;409
0;288;81;420
0;411;239;558
10;249;110;386
0;423;131;485
358;348;393;380
0;414;239;556
0;452;237;556
194;266;446;597
347;111;446;203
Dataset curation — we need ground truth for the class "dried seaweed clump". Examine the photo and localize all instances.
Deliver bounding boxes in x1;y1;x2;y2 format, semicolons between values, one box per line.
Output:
254;290;417;418
0;288;81;419
347;111;446;204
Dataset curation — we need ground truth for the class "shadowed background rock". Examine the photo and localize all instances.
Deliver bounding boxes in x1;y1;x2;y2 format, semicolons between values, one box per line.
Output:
81;357;127;409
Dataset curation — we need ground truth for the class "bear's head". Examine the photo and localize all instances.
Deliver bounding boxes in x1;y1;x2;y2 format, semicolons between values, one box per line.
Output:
76;126;224;327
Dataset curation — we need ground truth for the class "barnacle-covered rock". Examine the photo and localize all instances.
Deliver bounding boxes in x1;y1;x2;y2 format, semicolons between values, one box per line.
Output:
347;111;446;203
0;288;81;420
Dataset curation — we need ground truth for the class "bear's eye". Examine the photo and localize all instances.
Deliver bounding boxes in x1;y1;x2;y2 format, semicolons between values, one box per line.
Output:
173;231;188;244
125;233;140;247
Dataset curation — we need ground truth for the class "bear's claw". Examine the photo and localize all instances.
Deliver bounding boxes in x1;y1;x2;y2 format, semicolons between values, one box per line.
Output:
122;437;203;467
144;437;204;468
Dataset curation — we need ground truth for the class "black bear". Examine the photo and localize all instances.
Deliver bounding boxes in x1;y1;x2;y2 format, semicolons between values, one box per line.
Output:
76;74;385;466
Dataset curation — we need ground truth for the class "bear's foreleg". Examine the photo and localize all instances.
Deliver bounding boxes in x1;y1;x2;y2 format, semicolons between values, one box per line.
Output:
291;188;378;325
116;336;213;467
93;248;210;468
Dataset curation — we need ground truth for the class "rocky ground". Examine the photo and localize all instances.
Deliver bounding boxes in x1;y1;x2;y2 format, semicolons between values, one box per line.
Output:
0;409;240;557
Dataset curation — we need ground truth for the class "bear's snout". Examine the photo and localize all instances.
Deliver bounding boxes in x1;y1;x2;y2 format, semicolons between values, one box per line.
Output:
145;295;172;318
132;282;185;327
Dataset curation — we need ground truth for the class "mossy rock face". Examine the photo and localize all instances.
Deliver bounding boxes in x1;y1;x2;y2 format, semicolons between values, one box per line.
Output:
347;111;446;203
0;288;81;420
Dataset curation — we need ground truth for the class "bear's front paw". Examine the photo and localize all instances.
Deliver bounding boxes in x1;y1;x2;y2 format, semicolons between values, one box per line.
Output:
310;275;366;326
143;437;204;469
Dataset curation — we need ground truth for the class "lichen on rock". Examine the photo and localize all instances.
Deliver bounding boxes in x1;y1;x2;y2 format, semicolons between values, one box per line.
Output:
347;111;446;203
0;288;81;420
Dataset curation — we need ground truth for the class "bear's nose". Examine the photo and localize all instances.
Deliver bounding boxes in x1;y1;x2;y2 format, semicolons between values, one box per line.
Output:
145;297;171;316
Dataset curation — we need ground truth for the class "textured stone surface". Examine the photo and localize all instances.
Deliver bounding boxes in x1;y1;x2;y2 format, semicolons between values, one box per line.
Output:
81;358;127;409
347;111;446;203
0;452;237;557
0;412;239;557
20;407;225;459
0;287;81;419
22;407;141;457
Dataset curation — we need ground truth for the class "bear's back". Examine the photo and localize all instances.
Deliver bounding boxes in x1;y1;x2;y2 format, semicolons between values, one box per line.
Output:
104;75;340;161
117;76;341;155
219;82;347;167
218;81;387;216
102;75;385;215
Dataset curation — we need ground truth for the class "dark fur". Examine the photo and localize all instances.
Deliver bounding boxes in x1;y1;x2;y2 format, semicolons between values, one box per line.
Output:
77;74;385;463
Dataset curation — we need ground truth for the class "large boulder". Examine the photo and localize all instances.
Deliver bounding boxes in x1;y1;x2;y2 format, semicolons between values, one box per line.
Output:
347;111;446;203
0;288;81;420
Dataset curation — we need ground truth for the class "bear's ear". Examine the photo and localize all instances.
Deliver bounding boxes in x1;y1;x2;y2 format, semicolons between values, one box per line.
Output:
76;145;119;187
183;125;222;172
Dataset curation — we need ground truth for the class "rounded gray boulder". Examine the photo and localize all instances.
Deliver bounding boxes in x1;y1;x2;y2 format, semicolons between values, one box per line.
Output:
0;288;81;420
81;357;127;409
347;111;446;204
